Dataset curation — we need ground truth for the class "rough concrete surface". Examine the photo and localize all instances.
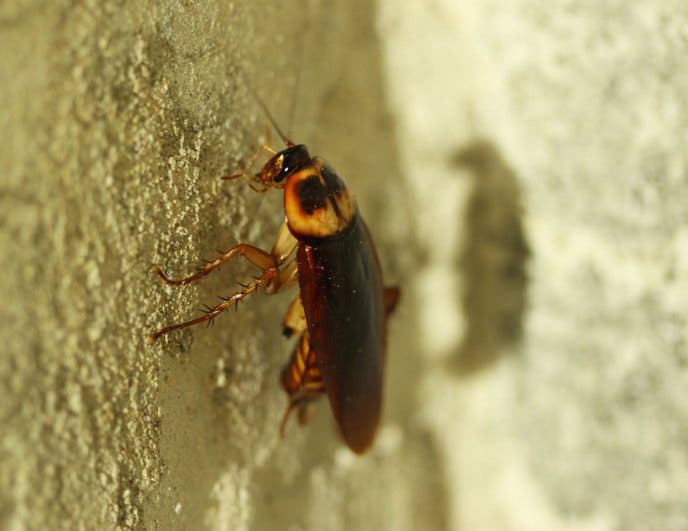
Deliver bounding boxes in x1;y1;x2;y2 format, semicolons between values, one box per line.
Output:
3;0;688;530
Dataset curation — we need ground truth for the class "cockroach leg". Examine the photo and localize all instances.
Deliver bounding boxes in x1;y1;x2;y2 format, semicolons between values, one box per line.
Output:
151;244;277;286
296;401;316;426
265;260;298;295
279;388;325;436
271;219;298;264
279;395;320;436
222;124;275;181
278;402;297;435
149;222;299;342
147;267;279;343
152;221;297;287
279;332;326;435
281;295;306;338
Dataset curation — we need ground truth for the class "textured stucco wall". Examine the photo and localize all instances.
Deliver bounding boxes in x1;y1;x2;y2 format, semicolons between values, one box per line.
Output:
1;1;444;530
4;1;688;530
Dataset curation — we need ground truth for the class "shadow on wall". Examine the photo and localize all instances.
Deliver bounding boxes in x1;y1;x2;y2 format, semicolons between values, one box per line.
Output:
452;140;530;374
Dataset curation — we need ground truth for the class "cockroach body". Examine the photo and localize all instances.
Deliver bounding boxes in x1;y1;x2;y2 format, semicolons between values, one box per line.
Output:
150;115;399;454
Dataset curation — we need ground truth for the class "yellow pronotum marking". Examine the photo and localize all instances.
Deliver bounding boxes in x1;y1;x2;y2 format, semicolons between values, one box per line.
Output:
284;162;356;239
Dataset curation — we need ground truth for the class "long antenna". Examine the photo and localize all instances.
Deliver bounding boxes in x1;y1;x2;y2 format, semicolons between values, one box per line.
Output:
288;52;303;141
253;89;295;147
287;0;310;139
236;64;294;147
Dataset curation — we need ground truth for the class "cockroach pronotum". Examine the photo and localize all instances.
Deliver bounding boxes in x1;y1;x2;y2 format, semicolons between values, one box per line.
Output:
148;93;399;454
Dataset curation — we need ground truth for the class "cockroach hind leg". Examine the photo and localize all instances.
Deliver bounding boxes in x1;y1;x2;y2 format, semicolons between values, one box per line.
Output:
278;397;317;437
279;399;297;437
296;401;315;426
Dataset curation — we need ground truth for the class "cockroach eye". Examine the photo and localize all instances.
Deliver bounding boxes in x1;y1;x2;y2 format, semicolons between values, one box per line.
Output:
273;144;310;183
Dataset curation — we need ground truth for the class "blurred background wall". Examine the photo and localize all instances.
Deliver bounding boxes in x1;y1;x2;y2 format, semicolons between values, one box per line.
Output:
1;1;687;530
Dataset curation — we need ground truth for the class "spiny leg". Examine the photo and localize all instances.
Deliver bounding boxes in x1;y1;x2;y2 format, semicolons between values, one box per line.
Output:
152;220;297;286
148;267;279;343
149;261;297;343
149;222;298;342
152;244;276;286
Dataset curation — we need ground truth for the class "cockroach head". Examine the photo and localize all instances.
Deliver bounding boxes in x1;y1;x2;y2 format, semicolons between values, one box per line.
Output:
260;144;311;185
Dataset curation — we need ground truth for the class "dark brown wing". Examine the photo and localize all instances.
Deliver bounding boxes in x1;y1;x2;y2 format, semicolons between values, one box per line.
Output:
297;213;386;453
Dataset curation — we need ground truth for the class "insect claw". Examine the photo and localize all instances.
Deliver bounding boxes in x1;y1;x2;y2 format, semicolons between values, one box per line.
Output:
151;265;171;283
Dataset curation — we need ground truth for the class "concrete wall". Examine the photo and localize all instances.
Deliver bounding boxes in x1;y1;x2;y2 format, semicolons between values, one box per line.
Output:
2;0;686;530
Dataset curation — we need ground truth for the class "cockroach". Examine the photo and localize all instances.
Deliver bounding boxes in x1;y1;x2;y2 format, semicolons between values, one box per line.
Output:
149;96;399;454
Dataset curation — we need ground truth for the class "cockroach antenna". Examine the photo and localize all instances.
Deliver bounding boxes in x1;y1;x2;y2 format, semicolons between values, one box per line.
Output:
288;0;309;141
235;65;295;148
253;90;295;148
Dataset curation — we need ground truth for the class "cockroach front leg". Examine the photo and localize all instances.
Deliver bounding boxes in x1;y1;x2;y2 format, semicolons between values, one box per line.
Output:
221;125;277;191
148;221;297;343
